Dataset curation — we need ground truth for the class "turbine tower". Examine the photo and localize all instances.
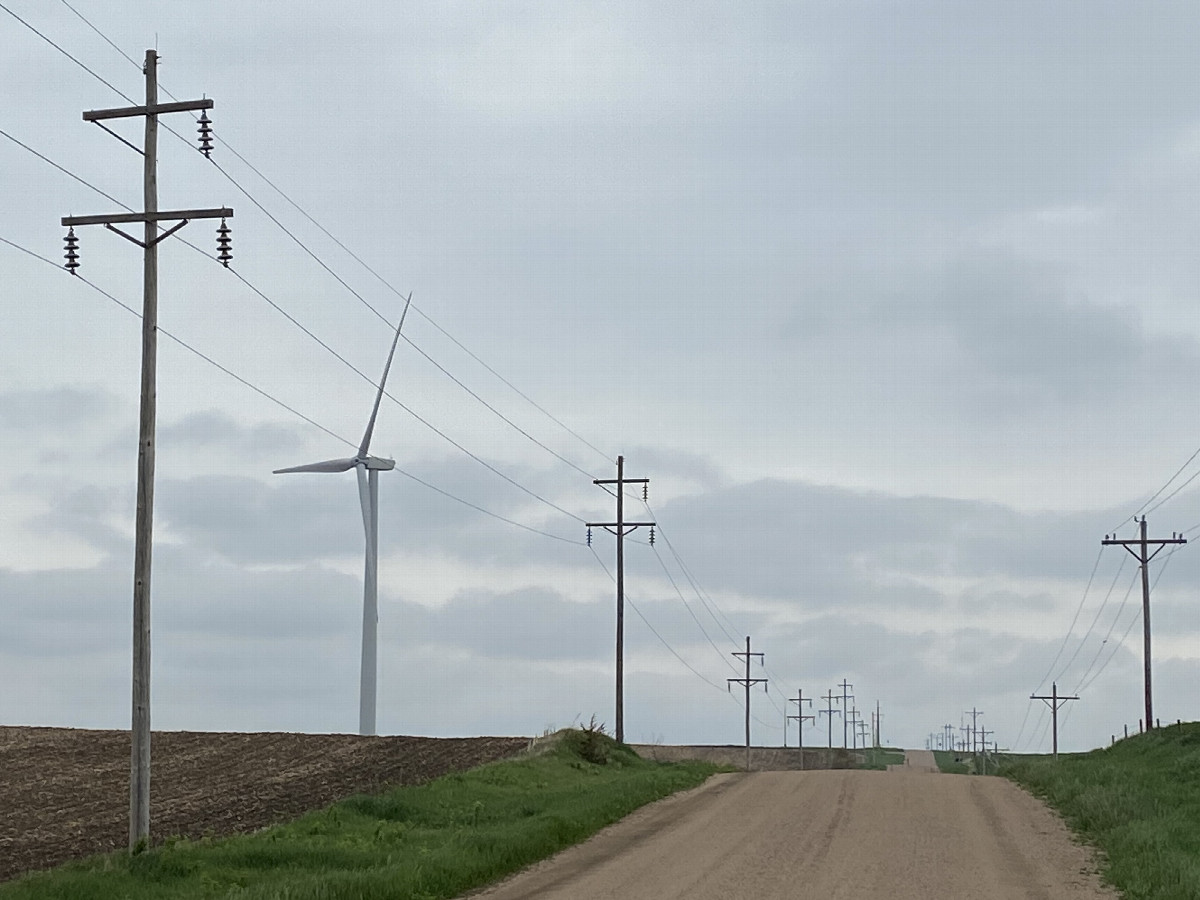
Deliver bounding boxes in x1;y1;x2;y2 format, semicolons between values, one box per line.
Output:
275;306;408;736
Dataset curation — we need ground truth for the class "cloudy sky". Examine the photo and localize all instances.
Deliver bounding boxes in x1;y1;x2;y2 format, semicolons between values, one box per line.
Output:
5;1;1200;754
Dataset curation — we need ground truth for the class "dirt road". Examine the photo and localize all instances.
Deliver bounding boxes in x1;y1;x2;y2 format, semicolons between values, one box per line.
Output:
468;751;1116;900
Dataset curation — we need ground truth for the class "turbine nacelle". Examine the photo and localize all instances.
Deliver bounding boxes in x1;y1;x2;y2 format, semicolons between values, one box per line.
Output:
273;455;395;475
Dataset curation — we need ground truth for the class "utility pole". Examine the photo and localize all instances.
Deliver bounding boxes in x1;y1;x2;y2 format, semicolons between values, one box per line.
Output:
61;50;232;851
874;700;882;748
965;707;982;753
1031;682;1079;760
820;689;841;749
848;707;860;749
857;720;870;749
586;455;654;744
1102;517;1186;730
788;689;815;769
728;637;767;768
838;679;854;748
978;728;995;774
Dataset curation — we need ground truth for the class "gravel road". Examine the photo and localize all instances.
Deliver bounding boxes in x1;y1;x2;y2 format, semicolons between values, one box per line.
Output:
467;751;1117;900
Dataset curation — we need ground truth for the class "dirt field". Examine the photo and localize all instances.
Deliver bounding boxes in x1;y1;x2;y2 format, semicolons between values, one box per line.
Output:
468;752;1118;900
0;726;528;882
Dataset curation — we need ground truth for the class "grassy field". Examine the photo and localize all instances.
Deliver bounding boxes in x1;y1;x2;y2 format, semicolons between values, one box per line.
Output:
931;750;971;774
858;747;906;770
1003;722;1200;900
1;728;720;900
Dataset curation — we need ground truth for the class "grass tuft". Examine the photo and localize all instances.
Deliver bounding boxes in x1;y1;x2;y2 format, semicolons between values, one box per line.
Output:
1003;722;1200;899
0;727;718;900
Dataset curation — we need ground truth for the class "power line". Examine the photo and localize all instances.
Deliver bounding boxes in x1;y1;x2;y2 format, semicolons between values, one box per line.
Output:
649;545;740;674
57;0;141;70
1;116;591;537
1127;444;1200;525
588;547;725;694
1034;546;1104;694
10;13;613;525
1053;555;1129;686
52;1;613;470
1;234;584;547
0;126;131;210
0;1;134;102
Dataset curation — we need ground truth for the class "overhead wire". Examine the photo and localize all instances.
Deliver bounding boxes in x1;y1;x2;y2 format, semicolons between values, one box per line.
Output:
0;233;584;546
587;546;728;694
1033;546;1103;695
10;7;608;526
2;113;593;531
46;0;614;469
1052;555;1129;687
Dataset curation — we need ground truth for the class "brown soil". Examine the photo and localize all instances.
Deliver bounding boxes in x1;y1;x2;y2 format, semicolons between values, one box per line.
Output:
467;761;1118;899
0;726;527;883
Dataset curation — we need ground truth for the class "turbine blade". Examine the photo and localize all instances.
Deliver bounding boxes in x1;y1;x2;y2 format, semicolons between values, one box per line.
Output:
273;457;357;474
359;294;412;457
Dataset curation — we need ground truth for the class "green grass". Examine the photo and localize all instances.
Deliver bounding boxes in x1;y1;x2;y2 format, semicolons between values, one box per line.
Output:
858;747;905;770
1;728;719;900
1003;722;1200;900
931;750;971;774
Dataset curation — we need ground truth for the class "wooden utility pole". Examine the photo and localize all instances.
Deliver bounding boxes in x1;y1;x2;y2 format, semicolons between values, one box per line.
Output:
820;689;841;749
586;455;653;744
1102;517;1185;730
874;700;882;748
728;637;767;766
787;689;815;769
1031;682;1079;760
61;50;232;850
838;679;854;748
964;707;983;753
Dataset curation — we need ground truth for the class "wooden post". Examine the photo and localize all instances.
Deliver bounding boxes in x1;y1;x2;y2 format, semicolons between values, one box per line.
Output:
129;48;159;850
1102;520;1185;733
587;457;653;744
728;636;765;767
61;51;232;850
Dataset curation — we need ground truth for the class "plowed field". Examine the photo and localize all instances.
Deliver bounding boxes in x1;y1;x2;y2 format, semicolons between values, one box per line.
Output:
0;727;528;882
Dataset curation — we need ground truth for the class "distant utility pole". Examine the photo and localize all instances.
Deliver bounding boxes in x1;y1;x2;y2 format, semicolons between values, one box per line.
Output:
788;689;815;769
838;679;854;748
820;689;841;749
61;50;232;851
978;728;995;774
873;700;882;749
857;720;870;749
1102;517;1186;730
1031;682;1079;760
728;636;767;761
944;723;956;752
587;455;654;744
965;707;983;753
848;707;860;749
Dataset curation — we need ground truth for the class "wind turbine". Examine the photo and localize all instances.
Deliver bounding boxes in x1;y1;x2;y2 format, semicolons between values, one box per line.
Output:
274;303;409;736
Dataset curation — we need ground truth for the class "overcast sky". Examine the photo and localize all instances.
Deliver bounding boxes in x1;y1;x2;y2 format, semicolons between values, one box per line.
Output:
5;2;1200;754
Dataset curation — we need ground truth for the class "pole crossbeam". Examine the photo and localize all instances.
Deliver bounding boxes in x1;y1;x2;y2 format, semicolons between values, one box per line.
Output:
60;50;232;851
1101;516;1185;729
84;98;213;120
587;455;654;744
